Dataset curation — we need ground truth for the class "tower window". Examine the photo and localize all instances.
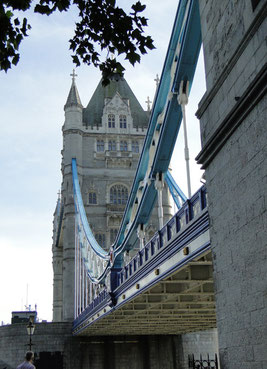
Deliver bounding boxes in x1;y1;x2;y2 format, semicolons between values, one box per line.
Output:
132;141;139;153
97;140;104;152
110;185;128;205
108;140;116;151
119;115;127;128
95;233;105;247
108;114;115;128
110;229;118;243
120;141;128;151
88;192;97;204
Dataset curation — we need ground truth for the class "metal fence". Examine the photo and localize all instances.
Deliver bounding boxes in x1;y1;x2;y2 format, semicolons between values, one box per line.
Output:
188;354;218;369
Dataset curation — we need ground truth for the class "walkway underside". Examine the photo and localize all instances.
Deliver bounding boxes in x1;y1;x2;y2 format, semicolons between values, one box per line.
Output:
78;251;216;336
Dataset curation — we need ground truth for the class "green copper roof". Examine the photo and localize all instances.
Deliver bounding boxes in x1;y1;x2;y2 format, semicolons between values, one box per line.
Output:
83;74;149;128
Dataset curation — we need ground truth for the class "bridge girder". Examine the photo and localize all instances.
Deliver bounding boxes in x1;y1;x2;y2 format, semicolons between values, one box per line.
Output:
77;251;217;336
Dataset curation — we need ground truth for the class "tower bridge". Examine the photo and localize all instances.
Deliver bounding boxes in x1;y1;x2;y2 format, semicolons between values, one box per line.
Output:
53;0;209;336
73;185;215;336
1;0;266;368
52;0;203;325
53;2;266;368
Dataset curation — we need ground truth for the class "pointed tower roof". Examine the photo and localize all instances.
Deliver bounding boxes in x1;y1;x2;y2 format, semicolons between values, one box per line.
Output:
83;74;149;128
64;70;83;110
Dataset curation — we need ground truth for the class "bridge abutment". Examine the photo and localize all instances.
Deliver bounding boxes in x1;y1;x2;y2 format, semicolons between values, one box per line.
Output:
197;1;267;368
0;323;217;369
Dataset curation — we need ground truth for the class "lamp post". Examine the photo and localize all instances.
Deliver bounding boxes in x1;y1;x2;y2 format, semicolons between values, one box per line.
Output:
26;319;35;351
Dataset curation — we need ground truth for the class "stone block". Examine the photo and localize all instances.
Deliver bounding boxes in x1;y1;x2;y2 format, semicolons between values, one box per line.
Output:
251;308;267;327
253;343;267;362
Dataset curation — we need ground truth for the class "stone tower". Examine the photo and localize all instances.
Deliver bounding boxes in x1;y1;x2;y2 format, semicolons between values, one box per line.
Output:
196;1;267;368
52;73;172;322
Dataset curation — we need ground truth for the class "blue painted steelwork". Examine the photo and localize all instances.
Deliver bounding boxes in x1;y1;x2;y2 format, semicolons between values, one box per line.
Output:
72;158;108;259
71;0;202;281
165;170;187;209
116;186;208;290
72;158;110;282
112;0;202;263
72;185;209;334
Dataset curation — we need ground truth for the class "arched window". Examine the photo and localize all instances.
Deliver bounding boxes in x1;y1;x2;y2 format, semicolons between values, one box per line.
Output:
120;141;128;151
132;141;139;153
108;140;116;151
88;192;97;204
96;140;104;152
110;185;128;205
119;115;127;128
95;233;105;247
108;114;115;128
110;228;118;243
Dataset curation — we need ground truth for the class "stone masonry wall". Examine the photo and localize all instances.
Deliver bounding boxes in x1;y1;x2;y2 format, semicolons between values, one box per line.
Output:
0;323;218;369
0;322;73;369
197;1;267;368
65;330;218;369
198;0;266;146
179;329;218;369
202;94;266;369
199;0;266;92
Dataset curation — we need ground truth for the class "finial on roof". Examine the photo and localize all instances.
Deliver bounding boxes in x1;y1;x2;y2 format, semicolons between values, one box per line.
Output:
64;69;83;110
154;74;160;88
145;96;152;111
70;69;77;83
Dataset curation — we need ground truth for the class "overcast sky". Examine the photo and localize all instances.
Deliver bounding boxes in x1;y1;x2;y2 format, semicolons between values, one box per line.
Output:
0;1;206;324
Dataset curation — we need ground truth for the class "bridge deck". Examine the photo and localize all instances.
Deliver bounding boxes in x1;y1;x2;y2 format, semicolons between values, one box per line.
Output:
73;187;216;336
75;251;215;336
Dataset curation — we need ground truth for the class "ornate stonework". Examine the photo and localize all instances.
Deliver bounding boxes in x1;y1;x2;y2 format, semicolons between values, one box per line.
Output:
52;75;172;322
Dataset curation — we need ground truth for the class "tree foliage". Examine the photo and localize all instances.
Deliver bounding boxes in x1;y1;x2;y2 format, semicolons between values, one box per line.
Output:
0;0;155;84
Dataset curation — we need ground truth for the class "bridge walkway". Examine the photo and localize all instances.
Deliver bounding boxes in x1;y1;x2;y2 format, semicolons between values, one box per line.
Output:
73;186;216;336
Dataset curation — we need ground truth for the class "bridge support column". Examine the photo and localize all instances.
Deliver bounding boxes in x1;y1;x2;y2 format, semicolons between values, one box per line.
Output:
155;172;164;229
178;80;191;198
137;224;145;249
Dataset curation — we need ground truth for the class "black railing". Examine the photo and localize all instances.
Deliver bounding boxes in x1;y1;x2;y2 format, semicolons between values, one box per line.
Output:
188;354;218;369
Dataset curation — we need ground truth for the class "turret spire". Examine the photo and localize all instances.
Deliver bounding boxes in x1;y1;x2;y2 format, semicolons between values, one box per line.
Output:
70;69;77;83
64;69;83;110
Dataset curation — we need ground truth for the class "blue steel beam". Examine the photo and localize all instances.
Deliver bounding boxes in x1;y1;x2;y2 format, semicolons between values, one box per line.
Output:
165;171;187;209
71;0;202;279
72;158;109;259
72;186;210;335
113;0;202;264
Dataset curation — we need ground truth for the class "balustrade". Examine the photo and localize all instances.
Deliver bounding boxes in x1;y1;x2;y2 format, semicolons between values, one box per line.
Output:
116;185;207;288
74;186;207;320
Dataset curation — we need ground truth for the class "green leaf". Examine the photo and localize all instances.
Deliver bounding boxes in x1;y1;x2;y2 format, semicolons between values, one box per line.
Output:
34;4;52;15
0;59;12;72
132;1;146;13
72;55;81;66
1;0;155;75
12;53;20;66
126;51;140;66
5;10;13;18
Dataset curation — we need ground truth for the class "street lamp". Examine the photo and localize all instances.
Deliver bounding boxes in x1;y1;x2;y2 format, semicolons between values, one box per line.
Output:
26;319;35;351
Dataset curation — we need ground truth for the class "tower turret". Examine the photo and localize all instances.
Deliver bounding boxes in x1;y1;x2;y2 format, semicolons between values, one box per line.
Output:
53;72;172;322
63;69;83;130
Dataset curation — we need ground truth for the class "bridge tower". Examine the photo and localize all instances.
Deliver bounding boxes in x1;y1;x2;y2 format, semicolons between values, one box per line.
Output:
52;73;172;322
197;1;267;368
